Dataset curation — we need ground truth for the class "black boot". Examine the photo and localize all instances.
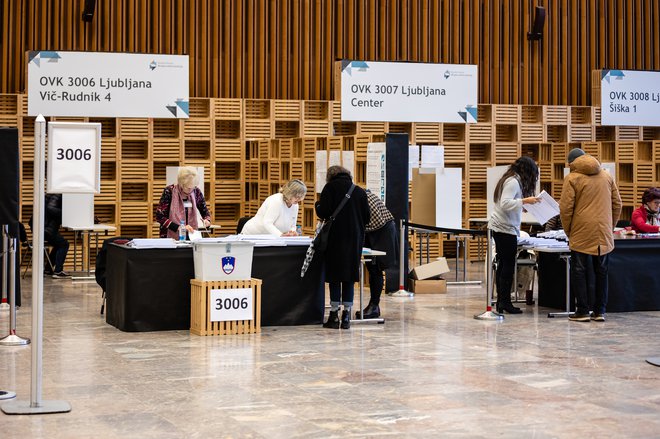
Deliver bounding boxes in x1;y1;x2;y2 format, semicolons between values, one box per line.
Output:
496;301;523;314
355;303;380;319
340;310;351;329
323;310;340;328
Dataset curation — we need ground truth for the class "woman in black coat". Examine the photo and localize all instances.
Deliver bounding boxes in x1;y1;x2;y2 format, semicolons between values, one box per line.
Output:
315;166;370;329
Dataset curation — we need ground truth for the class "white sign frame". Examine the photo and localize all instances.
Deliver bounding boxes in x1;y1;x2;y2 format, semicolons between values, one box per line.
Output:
47;122;101;194
340;60;478;123
209;288;254;322
28;51;189;118
600;69;660;127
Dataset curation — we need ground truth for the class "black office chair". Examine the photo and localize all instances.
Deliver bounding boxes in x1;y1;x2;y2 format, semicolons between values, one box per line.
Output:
95;236;131;315
236;216;252;234
616;219;631;228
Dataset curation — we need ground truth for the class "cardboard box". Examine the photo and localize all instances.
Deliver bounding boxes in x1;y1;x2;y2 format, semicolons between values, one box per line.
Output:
411;279;447;294
410;257;450;280
411;168;436;226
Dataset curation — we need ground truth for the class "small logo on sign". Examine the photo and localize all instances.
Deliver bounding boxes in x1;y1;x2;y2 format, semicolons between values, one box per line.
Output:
222;256;236;274
149;60;157;70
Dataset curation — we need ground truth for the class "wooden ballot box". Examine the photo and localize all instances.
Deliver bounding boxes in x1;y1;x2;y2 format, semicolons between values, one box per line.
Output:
190;278;262;336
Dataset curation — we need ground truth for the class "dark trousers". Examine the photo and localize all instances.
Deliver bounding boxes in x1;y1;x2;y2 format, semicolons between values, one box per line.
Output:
492;231;517;305
46;232;69;272
329;281;354;306
366;261;383;305
570;251;609;315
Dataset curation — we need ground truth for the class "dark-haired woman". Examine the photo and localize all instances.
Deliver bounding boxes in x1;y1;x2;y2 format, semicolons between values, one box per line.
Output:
631;187;660;233
488;156;541;314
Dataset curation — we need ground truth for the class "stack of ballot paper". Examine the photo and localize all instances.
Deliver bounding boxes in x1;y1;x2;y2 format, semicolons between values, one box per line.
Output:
129;238;177;249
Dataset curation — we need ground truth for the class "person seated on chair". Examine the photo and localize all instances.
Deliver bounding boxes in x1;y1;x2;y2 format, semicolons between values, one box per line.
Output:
356;189;397;319
241;179;307;236
29;194;70;279
631;187;660;233
156;166;211;239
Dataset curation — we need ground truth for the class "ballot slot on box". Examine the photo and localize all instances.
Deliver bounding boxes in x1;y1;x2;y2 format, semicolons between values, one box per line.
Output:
192;240;254;281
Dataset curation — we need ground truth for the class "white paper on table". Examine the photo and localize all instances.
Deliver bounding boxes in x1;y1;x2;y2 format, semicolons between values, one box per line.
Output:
522;190;560;225
189;230;203;241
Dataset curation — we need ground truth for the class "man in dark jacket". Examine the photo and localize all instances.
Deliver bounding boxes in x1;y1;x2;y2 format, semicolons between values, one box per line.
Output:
31;194;70;278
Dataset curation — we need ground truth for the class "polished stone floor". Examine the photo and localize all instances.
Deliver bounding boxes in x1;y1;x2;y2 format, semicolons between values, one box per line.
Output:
1;265;659;439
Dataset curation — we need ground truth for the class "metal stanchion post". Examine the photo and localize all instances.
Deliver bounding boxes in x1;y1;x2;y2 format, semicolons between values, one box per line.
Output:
2;114;71;415
474;228;503;321
0;229;8;311
0;233;30;347
391;219;412;297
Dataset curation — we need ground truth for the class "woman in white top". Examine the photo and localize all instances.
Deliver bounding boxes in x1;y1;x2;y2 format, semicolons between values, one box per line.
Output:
241;179;307;236
488;156;540;314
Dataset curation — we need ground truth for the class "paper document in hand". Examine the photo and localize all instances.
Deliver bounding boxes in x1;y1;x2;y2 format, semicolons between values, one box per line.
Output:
523;190;560;225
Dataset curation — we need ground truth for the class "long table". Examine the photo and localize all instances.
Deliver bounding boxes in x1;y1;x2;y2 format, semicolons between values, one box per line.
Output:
537;236;660;312
105;244;325;331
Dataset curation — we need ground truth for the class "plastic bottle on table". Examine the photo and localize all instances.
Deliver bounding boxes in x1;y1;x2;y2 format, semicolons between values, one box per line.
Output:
178;222;186;241
296;225;303;236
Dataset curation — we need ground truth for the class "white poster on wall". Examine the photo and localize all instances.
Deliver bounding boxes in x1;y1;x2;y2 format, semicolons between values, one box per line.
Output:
28;51;189;118
341;151;355;179
340;60;478;122
435;168;462;229
47;122;101;194
315;151;328;193
600;69;660;126
408;145;420;181
366;142;386;200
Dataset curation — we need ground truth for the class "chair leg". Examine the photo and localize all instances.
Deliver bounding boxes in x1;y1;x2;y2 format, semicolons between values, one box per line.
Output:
22;247;33;279
44;247;55;273
100;290;106;315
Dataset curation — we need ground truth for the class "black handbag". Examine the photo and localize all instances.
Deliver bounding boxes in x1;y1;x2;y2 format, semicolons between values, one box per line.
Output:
301;184;355;277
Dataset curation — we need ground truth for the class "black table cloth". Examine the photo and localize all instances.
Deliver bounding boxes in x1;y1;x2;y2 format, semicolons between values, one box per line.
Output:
105;244;325;332
537;237;660;312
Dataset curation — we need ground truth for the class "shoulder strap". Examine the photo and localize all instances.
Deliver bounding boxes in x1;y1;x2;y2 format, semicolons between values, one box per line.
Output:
329;184;355;220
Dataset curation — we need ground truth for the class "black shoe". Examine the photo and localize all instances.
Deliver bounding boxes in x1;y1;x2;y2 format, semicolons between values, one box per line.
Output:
496;303;523;314
590;313;606;322
44;268;54;276
569;312;591;322
323;310;340;329
355;303;380;319
340;310;351;329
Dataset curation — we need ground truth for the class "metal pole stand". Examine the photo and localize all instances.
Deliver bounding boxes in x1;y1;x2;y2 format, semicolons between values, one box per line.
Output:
390;219;412;297
2;115;70;416
646;358;660;367
475;229;504;321
0;233;30;347
1;230;9;312
548;253;571;318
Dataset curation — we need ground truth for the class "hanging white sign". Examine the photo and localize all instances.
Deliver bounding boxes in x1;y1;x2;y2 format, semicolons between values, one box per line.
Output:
47;122;101;194
600;69;660;126
27;51;189;118
340;60;478;123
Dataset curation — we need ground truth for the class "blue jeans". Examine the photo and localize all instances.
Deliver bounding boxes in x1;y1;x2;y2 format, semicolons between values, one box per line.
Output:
329;281;354;307
570;251;609;315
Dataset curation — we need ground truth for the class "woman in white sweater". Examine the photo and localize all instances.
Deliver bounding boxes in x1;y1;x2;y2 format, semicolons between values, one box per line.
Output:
241;179;307;236
488;156;540;314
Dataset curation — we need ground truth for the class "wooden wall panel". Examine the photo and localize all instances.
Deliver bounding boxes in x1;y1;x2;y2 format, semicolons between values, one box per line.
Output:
1;0;659;105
